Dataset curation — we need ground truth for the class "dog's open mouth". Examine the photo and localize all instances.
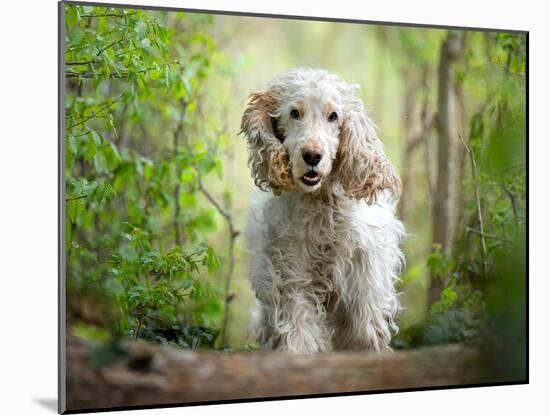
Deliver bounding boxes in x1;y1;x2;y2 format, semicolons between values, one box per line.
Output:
301;171;321;186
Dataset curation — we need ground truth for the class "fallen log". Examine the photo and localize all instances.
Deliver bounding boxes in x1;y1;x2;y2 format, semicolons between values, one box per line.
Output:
65;337;482;412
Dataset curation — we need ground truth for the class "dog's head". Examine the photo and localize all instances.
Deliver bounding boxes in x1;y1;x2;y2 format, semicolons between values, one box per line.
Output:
241;68;400;202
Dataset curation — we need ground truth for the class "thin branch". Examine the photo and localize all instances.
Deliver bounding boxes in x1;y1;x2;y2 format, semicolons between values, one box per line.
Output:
65;61;182;79
134;316;144;340
127;312;171;327
198;179;231;222
65;33;130;69
504;161;526;171
66;93;125;131
466;227;511;243
66;60;100;66
65;71;128;79
81;12;137;18
197;176;239;347
97;31;129;56
65;194;88;202
492;60;526;78
66;43;92;53
71;130;90;138
501;185;519;232
459;133;488;278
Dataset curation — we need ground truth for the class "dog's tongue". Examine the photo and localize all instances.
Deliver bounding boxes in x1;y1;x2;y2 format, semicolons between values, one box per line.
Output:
304;171;318;178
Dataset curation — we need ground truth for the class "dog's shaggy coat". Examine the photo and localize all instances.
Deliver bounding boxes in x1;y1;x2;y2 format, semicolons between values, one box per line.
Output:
241;68;405;352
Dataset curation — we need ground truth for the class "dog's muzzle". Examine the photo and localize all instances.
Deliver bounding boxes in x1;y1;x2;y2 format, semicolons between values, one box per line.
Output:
301;170;321;186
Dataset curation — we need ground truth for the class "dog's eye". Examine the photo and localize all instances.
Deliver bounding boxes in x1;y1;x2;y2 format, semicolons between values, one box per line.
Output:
328;112;338;122
290;109;300;120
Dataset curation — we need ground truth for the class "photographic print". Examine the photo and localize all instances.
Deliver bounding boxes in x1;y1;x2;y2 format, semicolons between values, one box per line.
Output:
59;1;527;412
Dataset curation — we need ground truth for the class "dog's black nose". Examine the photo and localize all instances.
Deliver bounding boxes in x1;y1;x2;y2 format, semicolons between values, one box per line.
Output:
302;149;322;166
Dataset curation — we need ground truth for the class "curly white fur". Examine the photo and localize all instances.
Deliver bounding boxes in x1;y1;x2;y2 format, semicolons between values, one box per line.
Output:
241;68;405;353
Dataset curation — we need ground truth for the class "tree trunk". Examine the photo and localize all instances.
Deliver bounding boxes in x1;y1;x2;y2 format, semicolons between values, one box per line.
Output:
452;81;468;246
398;76;420;220
65;337;482;412
173;99;188;247
429;32;465;306
399;65;434;221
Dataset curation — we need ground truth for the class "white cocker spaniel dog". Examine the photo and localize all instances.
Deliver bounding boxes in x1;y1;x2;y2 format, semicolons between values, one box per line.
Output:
241;68;405;353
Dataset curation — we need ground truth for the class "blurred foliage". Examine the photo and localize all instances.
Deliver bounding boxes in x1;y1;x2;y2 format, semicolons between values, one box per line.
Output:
65;4;526;370
65;5;229;349
482;233;527;381
394;33;526;383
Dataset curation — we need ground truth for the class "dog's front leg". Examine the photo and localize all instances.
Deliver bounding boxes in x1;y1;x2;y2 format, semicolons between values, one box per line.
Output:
331;247;400;352
255;284;332;353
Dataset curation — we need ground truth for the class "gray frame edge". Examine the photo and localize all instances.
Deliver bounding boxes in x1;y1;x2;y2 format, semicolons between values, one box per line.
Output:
58;1;67;413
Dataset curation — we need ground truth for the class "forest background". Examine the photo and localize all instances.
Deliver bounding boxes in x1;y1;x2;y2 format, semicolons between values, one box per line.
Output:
64;3;526;379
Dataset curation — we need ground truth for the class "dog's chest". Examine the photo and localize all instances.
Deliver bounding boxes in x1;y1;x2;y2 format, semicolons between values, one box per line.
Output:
266;198;354;267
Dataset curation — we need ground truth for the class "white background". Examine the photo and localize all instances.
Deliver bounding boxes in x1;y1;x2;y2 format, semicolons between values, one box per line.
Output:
0;0;544;413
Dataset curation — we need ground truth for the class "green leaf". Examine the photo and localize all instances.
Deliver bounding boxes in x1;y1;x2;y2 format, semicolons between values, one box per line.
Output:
66;5;80;28
164;64;170;88
84;135;98;161
139;38;151;50
150;68;162;81
134;20;148;39
94;182;115;203
214;158;223;179
102;141;121;169
73;321;110;342
67;198;85;223
198;155;215;175
107;114;118;139
180;167;196;184
205;245;220;272
93;151;108;174
67;135;78;154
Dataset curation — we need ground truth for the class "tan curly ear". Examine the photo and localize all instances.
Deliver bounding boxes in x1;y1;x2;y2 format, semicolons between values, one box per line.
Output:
337;110;401;203
241;89;293;194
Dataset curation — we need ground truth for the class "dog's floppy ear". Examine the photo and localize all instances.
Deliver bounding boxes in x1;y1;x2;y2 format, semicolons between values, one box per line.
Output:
240;89;294;194
336;98;401;203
